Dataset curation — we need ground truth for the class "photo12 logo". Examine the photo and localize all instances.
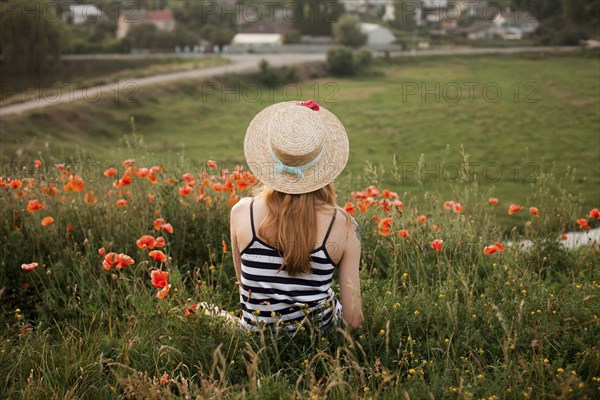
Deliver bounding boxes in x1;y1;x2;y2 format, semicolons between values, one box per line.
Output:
0;81;139;105
399;161;540;183
200;81;339;104
400;81;540;104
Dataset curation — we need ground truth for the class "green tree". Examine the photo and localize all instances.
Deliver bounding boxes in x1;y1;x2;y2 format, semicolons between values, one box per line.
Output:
332;14;367;48
125;23;159;49
291;0;344;36
200;25;235;52
393;0;418;30
0;0;64;76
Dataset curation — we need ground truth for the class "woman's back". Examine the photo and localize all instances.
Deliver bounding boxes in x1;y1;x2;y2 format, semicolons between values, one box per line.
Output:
233;196;345;332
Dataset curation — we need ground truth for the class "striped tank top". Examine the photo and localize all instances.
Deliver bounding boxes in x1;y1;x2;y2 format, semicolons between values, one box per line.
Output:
239;198;343;333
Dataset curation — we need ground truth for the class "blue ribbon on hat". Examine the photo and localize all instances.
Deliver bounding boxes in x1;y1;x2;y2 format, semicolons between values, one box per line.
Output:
268;142;324;179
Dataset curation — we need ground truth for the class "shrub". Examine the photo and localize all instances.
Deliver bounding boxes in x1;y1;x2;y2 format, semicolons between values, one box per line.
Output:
332;14;367;48
326;46;374;77
326;45;356;76
354;48;373;72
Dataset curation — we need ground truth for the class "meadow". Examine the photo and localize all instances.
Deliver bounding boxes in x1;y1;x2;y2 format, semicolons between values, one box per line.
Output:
0;51;599;399
1;51;598;231
0;151;598;399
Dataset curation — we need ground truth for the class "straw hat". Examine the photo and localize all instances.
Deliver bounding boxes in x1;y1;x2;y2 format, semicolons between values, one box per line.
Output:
244;100;349;194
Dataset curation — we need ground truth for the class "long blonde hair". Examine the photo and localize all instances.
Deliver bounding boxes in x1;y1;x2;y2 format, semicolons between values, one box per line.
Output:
256;183;349;276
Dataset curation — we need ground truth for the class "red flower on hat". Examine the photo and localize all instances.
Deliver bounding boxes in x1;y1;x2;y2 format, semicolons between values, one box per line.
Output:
297;100;320;111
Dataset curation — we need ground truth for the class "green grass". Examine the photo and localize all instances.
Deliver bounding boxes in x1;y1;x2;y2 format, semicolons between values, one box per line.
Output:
0;145;598;399
1;52;598;232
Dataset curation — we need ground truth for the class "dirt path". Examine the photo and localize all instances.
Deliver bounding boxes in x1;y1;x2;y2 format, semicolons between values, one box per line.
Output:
0;47;580;117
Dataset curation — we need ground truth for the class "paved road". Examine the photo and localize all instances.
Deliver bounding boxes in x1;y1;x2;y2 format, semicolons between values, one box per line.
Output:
0;46;580;117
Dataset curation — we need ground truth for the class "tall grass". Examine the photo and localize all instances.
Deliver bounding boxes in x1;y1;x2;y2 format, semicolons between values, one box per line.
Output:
1;137;598;399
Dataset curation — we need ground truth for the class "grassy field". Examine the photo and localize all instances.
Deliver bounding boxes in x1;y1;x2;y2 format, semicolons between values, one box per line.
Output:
0;150;598;399
0;56;228;105
1;51;598;231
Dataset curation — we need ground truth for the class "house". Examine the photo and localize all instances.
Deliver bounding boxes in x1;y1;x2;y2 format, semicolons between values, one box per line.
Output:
447;20;494;40
493;9;539;38
360;22;396;45
231;20;296;48
64;4;103;25
117;9;176;39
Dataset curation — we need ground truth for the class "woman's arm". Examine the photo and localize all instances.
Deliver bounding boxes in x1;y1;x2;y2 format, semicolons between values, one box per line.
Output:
338;216;364;329
230;201;243;284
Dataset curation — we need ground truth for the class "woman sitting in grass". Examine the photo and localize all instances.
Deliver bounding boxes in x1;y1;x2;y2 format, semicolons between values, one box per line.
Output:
222;100;364;334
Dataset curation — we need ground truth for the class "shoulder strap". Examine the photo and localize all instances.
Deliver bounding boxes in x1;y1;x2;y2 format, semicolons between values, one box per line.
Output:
321;209;337;246
249;198;257;238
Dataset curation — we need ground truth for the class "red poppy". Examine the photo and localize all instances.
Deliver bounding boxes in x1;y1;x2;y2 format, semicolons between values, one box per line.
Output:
365;185;380;197
382;189;398;199
398;229;410;238
484;245;497;255
40;183;58;196
153;218;166;230
207;160;218;169
98;247;106;256
378;199;391;213
576;218;590;230
430;239;443;252
122;159;135;168
104;168;117;177
488;197;498;205
179;186;193;196
21;262;38;272
589;208;600;219
102;253;117;270
136;235;156;250
182;173;195;186
84;191;97;205
147;172;158;184
351;191;367;200
116;199;128;207
160;373;170;385
378;217;393;236
508;204;522;215
493;242;505;251
151;270;169;289
161;223;174;234
41;216;54;226
155;237;166;249
63;175;85;192
344;202;357;214
416;215;427;223
443;201;455;210
156;284;171;299
149;250;167;262
392;200;404;211
27;199;44;213
237;178;249;191
227;195;240;207
66;225;73;231
452;203;464;213
529;207;539;218
431;224;442;231
561;234;568;240
9;179;23;189
55;163;65;170
116;254;135;268
34;160;42;169
357;201;369;212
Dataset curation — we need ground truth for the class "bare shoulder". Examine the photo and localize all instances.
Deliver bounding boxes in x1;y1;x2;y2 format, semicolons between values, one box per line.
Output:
329;208;357;240
230;197;253;220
